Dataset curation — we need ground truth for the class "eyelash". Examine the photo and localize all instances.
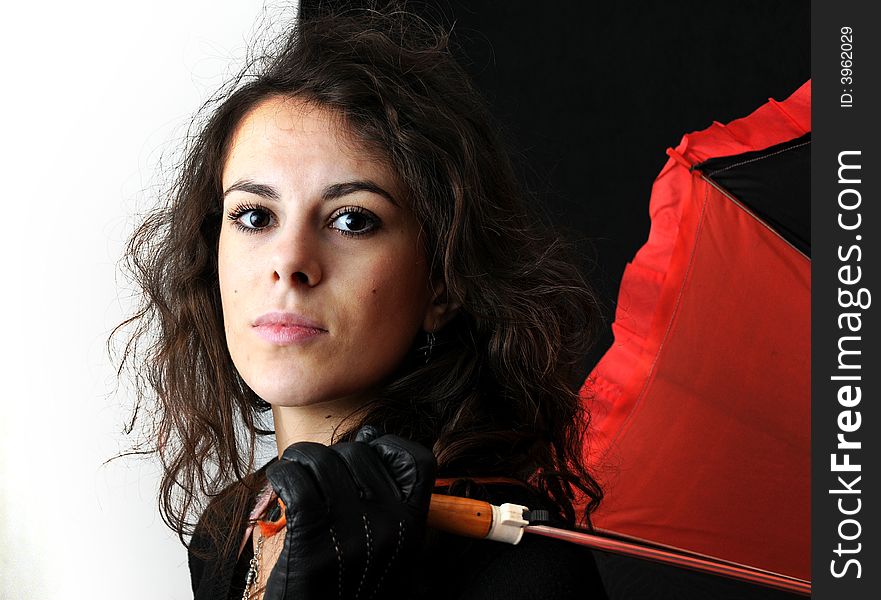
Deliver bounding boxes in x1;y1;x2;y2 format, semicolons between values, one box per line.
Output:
226;202;267;235
224;202;381;237
330;205;380;237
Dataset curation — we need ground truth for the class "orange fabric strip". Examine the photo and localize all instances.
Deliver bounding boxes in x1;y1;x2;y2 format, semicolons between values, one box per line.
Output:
257;499;287;537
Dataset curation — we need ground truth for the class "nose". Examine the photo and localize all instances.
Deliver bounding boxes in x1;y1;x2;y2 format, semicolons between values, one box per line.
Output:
270;219;323;287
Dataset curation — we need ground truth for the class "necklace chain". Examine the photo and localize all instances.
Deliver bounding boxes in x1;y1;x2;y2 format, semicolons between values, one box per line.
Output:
242;533;266;600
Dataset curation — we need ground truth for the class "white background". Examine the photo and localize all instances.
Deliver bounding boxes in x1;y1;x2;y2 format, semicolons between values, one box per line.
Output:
0;2;292;597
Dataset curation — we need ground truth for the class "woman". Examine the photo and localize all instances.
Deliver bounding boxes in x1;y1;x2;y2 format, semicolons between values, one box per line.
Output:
114;5;607;599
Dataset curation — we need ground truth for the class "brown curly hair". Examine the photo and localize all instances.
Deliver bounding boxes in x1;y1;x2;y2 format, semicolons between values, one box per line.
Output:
110;3;604;558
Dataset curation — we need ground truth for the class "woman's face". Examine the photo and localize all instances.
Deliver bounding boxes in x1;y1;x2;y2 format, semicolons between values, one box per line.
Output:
218;96;436;408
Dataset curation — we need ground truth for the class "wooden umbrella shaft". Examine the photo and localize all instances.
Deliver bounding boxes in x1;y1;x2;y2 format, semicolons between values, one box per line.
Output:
427;494;494;538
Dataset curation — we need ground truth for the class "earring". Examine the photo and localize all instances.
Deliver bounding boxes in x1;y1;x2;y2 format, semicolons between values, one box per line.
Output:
420;331;436;364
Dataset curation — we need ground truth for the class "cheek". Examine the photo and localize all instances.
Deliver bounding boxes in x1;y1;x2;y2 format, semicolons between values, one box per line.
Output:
217;236;250;329
351;255;429;330
217;233;232;292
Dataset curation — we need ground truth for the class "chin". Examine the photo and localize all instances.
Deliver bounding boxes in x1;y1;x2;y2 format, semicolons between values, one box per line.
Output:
248;377;362;409
237;356;393;410
252;384;327;408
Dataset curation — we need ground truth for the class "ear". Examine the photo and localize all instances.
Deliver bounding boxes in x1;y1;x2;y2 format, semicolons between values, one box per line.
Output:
422;278;461;332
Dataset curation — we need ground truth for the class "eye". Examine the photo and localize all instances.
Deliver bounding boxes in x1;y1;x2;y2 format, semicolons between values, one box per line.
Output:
329;207;381;237
226;203;273;234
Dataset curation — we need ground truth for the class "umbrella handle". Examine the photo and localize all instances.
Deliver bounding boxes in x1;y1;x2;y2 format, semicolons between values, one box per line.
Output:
427;494;528;544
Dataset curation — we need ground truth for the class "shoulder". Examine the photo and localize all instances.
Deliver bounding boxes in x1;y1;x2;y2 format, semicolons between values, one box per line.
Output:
188;459;276;598
419;528;607;600
188;486;247;599
459;534;607;600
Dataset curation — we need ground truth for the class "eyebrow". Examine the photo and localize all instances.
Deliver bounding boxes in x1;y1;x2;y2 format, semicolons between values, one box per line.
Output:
222;179;399;207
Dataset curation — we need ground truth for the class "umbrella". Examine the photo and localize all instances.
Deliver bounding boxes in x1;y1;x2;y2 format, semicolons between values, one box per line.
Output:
577;80;811;596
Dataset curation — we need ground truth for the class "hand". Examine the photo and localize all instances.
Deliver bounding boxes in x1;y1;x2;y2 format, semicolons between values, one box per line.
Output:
264;426;437;599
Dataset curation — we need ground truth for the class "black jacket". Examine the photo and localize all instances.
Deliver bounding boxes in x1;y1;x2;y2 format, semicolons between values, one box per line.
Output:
188;466;608;600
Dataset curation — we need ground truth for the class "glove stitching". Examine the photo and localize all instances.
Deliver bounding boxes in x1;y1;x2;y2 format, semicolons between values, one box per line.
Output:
355;514;373;599
329;526;345;600
367;519;405;600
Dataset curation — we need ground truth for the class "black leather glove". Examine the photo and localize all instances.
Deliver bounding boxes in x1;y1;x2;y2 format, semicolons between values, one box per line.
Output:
264;426;437;599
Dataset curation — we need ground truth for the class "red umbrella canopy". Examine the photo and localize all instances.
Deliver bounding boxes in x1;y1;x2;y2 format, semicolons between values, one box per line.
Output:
581;81;811;585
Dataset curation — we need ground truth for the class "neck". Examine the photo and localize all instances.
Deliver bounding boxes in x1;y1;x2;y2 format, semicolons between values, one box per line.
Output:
271;395;368;456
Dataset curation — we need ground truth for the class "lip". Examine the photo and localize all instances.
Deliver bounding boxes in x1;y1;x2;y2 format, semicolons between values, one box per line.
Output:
252;311;327;345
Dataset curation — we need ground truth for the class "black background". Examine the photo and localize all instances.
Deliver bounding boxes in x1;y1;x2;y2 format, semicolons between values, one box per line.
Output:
302;0;810;372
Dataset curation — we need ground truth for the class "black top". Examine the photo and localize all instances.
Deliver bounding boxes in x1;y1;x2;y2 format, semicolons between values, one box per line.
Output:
188;470;608;600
